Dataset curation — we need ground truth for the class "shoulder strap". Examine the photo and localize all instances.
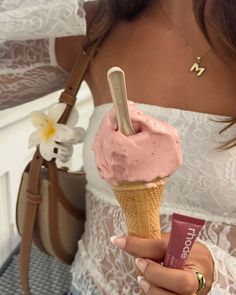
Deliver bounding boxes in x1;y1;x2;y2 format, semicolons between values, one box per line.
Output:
59;38;101;124
19;38;101;295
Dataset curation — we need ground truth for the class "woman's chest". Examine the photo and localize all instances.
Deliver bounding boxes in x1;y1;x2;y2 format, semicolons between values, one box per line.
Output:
86;20;236;117
84;104;236;223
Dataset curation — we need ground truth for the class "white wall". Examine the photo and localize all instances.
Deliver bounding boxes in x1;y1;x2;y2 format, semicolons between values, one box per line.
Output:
0;83;94;267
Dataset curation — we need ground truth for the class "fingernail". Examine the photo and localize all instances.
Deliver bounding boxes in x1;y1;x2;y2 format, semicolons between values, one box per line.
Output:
110;236;126;249
135;258;147;273
137;276;150;294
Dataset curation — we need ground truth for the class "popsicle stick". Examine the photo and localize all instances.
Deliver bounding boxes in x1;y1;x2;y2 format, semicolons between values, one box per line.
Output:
107;67;135;136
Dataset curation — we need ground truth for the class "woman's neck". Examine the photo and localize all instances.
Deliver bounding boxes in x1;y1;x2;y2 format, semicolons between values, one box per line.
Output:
146;0;210;54
158;0;194;31
159;0;193;15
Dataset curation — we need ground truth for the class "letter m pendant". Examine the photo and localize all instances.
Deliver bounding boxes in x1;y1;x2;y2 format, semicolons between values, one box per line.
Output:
190;58;206;77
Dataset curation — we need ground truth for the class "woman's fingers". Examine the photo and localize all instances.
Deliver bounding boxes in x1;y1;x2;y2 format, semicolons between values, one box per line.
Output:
138;277;179;295
110;235;168;261
136;259;199;295
110;234;212;295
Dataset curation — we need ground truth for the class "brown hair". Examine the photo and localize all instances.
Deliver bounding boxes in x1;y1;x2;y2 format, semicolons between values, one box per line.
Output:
85;0;152;45
87;0;236;149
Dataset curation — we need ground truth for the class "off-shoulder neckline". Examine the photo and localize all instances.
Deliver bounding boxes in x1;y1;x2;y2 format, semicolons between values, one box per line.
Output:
93;102;231;119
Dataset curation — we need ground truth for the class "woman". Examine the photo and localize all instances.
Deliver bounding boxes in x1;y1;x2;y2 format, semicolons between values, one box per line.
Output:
1;0;236;294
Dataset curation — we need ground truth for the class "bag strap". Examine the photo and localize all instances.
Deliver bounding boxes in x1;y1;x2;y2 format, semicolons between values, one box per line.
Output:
19;39;102;295
59;39;102;124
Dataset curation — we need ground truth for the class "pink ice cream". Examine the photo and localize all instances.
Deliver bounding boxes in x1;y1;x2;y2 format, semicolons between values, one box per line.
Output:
93;102;182;186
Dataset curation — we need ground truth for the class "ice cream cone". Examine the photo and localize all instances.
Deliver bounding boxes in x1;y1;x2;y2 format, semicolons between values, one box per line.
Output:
112;177;167;239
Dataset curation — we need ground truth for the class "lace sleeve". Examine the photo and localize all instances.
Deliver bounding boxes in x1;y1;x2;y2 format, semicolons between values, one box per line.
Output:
200;239;236;294
0;0;87;110
0;38;69;110
0;0;86;40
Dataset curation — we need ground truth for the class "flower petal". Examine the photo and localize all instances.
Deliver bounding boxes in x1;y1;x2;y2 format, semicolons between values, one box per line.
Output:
48;103;66;123
28;130;41;148
54;124;74;142
66;107;79;127
39;140;57;161
30;111;48;129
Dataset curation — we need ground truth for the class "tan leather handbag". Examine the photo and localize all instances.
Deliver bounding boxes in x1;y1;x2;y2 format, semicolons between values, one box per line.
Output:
16;41;100;295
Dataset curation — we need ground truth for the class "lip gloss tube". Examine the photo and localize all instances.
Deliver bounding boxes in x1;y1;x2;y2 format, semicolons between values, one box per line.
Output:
163;213;205;269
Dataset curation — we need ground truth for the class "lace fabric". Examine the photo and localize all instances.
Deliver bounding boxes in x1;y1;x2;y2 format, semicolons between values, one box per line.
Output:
0;38;69;110
0;3;235;289
71;192;141;295
70;103;236;294
0;0;87;110
0;0;86;40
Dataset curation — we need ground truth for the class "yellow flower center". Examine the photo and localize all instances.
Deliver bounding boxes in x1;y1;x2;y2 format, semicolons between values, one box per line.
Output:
41;121;56;141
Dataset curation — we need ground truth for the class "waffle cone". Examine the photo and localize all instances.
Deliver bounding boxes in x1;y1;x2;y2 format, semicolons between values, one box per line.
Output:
112;177;167;239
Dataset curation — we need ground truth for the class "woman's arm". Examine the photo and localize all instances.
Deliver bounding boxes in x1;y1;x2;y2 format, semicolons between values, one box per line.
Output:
55;35;85;73
0;0;86;41
0;33;86;111
55;0;98;73
0;1;94;110
0;38;69;110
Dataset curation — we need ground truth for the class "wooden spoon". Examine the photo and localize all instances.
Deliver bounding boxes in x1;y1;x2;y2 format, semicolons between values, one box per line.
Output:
107;67;135;136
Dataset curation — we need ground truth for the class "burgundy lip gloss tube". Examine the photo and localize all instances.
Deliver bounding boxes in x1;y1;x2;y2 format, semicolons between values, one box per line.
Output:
163;213;205;269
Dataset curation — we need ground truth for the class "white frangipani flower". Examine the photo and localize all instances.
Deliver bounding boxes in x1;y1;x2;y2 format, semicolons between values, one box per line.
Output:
28;103;85;161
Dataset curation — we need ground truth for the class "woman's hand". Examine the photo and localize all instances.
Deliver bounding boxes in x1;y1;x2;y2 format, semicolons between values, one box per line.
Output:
110;233;214;295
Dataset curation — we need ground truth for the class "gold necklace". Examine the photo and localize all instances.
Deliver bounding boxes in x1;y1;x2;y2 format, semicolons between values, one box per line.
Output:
161;6;212;77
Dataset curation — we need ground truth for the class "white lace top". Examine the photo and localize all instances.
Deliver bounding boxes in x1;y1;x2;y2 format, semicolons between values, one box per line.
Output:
0;0;86;110
0;2;235;293
0;38;70;109
0;0;86;41
71;103;236;295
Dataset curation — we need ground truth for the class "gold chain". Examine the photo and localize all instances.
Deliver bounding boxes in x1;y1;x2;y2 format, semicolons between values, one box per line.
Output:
160;5;212;77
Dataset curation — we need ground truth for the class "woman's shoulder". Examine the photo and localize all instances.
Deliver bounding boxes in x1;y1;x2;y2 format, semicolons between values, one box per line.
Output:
55;1;147;74
55;1;99;73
